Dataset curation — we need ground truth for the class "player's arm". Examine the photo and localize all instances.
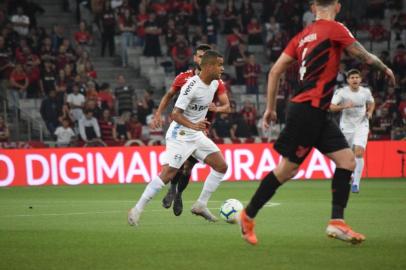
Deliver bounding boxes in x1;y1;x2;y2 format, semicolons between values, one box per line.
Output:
329;102;353;112
263;53;296;128
208;93;231;113
366;101;375;120
345;42;396;85
152;87;177;128
171;107;210;131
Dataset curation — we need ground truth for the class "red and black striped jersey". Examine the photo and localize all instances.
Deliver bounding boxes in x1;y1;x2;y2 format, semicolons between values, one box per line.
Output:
284;19;356;110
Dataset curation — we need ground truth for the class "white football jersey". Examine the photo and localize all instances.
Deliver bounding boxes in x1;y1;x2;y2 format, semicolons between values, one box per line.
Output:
331;85;374;132
166;75;219;141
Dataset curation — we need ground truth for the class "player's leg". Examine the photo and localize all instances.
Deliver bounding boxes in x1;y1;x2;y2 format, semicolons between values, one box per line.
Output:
239;102;319;245
351;129;368;193
128;140;194;226
319;120;365;244
162;168;182;209
241;158;299;245
190;150;227;222
173;157;199;216
128;165;179;226
352;145;365;193
191;137;227;222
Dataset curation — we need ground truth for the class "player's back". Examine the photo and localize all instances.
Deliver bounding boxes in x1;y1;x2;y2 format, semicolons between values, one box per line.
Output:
284;19;356;110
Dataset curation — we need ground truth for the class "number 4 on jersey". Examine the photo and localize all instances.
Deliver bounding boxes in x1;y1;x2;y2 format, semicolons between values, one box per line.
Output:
299;48;308;81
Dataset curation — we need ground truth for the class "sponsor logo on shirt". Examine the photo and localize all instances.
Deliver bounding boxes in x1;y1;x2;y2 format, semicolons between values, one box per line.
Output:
189;104;208;111
183;80;196;95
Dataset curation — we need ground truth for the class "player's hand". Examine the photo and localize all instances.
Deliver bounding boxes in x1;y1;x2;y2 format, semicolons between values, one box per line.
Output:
151;113;162;129
384;67;396;86
366;111;373;120
193;119;211;131
208;103;217;112
262;109;277;129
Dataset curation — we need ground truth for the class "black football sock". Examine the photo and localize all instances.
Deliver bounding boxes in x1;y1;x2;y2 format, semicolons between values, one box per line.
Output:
331;168;353;219
170;171;182;191
177;172;191;193
245;171;282;219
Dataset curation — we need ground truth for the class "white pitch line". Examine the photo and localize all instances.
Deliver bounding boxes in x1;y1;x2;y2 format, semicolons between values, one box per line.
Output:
0;203;281;218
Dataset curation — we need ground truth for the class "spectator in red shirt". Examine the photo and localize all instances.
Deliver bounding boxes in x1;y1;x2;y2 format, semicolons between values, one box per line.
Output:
171;37;192;75
97;82;115;112
9;63;29;115
222;0;239;34
136;3;149;47
226;26;244;65
25;62;41;98
240;100;258;136
98;108;114;143
74;21;92;49
247;17;263;45
369;20;388;42
129;113;143;140
118;8;135;67
244;53;261;94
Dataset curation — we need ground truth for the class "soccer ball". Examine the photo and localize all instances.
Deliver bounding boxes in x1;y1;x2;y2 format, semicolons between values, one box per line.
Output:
219;199;244;224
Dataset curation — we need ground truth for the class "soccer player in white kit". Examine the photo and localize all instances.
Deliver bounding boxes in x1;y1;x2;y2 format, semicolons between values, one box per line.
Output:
128;50;229;226
330;69;375;193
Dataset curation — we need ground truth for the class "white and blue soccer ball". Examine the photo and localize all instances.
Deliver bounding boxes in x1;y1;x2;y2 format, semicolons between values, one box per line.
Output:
219;199;244;224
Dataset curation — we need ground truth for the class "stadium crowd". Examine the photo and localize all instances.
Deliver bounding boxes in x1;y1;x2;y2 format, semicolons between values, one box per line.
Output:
0;0;405;148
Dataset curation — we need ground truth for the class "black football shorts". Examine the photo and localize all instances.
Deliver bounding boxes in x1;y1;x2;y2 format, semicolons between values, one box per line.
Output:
274;102;349;164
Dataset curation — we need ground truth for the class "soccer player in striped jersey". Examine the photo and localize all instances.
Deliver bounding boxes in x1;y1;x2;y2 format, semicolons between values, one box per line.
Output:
239;0;395;245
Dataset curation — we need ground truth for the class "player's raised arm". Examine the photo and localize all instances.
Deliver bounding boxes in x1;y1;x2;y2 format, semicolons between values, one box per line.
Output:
152;87;177;128
263;53;296;128
345;41;396;86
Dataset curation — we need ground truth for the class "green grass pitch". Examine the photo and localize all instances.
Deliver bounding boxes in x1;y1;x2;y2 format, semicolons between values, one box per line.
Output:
1;179;405;270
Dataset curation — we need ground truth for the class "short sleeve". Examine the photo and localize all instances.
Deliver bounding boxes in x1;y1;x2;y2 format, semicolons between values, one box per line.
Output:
175;80;195;110
171;73;187;91
216;80;227;95
331;89;343;105
283;35;300;59
365;88;374;103
332;23;357;49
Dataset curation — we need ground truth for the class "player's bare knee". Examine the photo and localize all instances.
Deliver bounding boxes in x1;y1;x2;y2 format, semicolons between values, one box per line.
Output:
343;156;356;171
215;162;228;174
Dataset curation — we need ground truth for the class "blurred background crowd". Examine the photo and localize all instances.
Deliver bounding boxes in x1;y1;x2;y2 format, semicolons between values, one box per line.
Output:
0;0;404;148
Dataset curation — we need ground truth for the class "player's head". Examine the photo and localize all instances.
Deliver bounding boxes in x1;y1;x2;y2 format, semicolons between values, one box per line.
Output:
314;0;341;14
194;44;212;70
346;69;362;90
200;50;224;80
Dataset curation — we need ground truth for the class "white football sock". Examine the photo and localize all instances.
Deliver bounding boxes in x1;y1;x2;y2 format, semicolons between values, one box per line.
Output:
197;170;225;206
353;157;364;187
135;176;165;211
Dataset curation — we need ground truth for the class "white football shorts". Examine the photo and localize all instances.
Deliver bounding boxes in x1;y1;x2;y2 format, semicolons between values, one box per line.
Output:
343;127;369;149
162;134;220;168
